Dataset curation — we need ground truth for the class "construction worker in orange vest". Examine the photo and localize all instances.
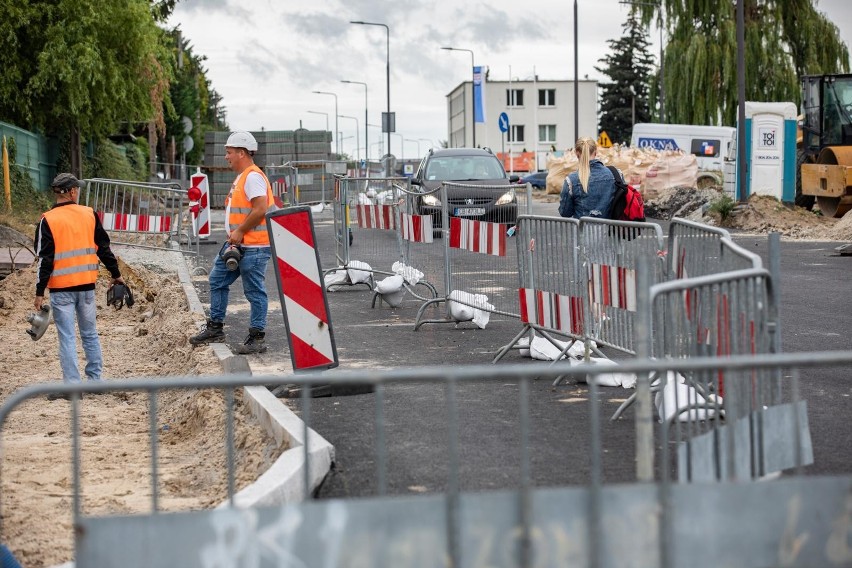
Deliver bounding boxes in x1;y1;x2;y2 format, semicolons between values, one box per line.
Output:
190;131;275;354
34;173;124;399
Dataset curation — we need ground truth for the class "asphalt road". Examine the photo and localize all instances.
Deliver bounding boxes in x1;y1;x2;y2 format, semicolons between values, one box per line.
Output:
189;199;852;499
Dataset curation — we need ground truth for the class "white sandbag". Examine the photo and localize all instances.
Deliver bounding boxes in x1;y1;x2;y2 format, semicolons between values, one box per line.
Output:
447;290;493;329
375;274;405;294
572;357;637;388
654;371;721;422
375;190;395;205
324;269;348;287
391;261;424;285
347;260;372;284
357;192;374;205
310;202;325;213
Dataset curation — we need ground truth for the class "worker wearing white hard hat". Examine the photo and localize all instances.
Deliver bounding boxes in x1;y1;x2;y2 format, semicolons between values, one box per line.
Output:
191;130;275;354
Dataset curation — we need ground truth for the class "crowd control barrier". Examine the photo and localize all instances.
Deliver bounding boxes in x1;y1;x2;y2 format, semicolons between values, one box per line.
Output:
668;218;762;279
414;182;532;330
0;350;846;568
79;178;198;257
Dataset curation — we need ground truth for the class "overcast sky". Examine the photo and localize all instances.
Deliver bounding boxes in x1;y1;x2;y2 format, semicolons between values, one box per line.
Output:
168;0;852;160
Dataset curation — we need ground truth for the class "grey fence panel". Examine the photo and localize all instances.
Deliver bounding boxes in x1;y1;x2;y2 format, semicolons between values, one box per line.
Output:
414;182;532;329
79;178;198;256
668;218;762;280
580;217;667;355
0;352;848;568
494;215;586;363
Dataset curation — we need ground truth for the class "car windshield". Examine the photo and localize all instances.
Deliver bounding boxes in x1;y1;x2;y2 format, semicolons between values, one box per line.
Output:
425;155;506;181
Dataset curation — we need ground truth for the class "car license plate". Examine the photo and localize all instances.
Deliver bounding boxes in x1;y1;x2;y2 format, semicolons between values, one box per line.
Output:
454;207;485;216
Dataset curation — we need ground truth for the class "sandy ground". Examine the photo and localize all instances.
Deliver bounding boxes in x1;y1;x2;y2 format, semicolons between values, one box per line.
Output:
0;247;285;567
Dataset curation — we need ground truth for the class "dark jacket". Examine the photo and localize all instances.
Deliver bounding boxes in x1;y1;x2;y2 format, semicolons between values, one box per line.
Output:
558;159;618;219
34;202;120;296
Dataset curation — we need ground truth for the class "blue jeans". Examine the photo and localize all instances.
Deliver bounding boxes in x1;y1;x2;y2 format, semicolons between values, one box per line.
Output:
50;290;103;383
209;246;271;330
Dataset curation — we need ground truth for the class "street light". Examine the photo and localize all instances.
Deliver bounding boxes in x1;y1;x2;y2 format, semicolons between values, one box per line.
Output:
350;21;391;163
338;114;360;163
341;80;368;167
404;138;421;158
306;110;329;136
441;46;476;148
313;90;339;155
368;123;383;158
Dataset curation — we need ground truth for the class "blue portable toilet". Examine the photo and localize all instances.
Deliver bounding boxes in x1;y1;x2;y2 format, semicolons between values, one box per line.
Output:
742;102;798;202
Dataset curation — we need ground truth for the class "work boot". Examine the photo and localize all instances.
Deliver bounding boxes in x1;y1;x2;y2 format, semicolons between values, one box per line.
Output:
190;320;225;345
236;327;267;354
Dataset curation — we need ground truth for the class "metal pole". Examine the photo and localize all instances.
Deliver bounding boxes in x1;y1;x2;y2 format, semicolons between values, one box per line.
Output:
339;115;360;163
313;91;340;156
736;0;746;202
574;0;579;141
341;80;368;164
441;47;476;148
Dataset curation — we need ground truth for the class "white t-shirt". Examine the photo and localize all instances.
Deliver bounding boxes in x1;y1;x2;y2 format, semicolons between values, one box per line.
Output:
225;170;268;247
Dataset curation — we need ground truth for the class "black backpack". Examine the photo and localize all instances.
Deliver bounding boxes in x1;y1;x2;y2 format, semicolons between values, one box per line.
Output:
606;166;646;222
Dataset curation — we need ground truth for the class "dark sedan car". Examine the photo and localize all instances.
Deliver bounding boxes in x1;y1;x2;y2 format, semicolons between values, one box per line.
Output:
520;171;547;190
410;148;520;229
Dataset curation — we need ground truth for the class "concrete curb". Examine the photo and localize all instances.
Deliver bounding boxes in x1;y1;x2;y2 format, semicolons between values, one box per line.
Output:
175;250;335;506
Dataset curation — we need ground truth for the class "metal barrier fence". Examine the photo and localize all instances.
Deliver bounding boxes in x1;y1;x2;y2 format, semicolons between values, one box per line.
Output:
283;160;347;206
0;351;847;567
493;215;586;363
580;218;667;355
414;182;533;329
79;178;199;257
668;218;762;279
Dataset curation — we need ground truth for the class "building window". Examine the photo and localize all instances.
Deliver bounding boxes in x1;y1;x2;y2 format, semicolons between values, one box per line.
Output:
539;124;556;143
506;89;524;107
538;89;556;107
509;125;525;143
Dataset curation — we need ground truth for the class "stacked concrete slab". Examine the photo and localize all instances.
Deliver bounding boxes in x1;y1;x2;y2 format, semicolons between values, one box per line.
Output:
204;130;332;208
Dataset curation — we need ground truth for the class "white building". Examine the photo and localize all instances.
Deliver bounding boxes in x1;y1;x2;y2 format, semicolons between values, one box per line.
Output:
446;78;599;171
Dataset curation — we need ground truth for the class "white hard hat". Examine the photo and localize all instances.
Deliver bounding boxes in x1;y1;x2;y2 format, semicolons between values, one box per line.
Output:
225;130;258;152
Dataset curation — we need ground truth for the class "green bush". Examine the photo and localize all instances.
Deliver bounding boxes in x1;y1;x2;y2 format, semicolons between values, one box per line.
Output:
708;193;736;222
83;139;136;181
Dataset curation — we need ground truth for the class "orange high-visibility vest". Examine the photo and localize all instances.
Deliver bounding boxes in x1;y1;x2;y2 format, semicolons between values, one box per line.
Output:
43;205;99;289
225;164;274;246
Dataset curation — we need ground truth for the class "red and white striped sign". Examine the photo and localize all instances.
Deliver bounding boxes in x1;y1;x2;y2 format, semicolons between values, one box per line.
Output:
190;172;211;238
589;263;638;312
271;176;288;208
97;211;172;233
400;213;433;243
448;217;506;256
357;204;396;230
267;207;338;371
519;288;585;335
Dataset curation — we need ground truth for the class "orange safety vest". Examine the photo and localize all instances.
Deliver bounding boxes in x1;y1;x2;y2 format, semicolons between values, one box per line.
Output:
43;204;99;289
225;164;274;246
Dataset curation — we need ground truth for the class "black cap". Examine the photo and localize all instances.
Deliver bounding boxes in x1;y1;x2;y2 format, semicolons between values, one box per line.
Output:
50;173;83;193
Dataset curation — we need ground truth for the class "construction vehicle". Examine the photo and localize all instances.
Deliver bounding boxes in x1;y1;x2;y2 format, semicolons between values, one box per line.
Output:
798;73;852;217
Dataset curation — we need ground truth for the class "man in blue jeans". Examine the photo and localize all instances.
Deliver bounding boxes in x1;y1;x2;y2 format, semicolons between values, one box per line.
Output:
34;173;124;400
190;131;275;354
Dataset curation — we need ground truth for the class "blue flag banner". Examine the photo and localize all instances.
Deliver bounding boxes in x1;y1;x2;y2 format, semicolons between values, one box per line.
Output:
473;66;485;124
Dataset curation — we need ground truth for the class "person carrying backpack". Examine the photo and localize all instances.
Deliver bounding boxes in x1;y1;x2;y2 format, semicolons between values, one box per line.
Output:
558;137;618;220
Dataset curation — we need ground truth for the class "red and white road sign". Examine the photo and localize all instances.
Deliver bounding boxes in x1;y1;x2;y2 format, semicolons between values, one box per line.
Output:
400;213;433;243
356;203;396;230
267;207;338;371
190;171;211;238
97;211;172;233
588;263;638;312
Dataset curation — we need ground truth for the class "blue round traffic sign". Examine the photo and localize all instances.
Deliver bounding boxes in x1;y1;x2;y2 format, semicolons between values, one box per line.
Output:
498;112;510;133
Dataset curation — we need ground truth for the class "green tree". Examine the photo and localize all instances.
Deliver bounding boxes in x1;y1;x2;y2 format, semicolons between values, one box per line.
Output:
0;0;172;140
596;13;657;144
634;0;850;125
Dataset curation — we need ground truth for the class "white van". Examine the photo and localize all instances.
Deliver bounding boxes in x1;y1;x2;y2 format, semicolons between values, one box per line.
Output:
630;123;736;171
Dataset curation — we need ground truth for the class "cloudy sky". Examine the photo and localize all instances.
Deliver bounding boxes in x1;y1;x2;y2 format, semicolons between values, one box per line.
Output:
168;0;852;161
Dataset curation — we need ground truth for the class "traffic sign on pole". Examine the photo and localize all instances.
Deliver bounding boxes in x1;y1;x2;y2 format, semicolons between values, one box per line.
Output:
498;112;510;133
189;171;210;239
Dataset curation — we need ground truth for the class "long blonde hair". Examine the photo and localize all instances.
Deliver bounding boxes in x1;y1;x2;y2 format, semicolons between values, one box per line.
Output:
574;137;597;193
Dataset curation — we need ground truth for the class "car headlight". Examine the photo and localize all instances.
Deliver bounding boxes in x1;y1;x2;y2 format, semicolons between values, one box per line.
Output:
422;193;441;207
495;189;516;205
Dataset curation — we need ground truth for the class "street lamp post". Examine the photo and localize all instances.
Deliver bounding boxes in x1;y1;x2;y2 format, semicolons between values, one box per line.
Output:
441;46;476;148
338;115;360;163
350;21;391;164
313;90;339;155
306;110;329;137
341;80;369;169
404;138;421;159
